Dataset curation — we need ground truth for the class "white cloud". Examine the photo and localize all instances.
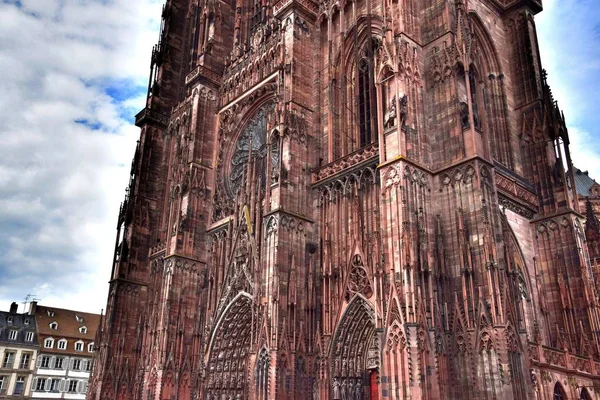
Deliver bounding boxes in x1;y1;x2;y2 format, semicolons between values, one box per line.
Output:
0;0;598;316
0;0;162;313
537;0;600;179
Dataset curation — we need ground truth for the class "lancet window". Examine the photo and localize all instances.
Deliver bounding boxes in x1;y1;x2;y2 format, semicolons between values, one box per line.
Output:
255;347;269;400
358;58;375;147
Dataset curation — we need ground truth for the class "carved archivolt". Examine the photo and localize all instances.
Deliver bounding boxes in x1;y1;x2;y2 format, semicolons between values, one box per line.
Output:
206;294;254;399
331;296;376;378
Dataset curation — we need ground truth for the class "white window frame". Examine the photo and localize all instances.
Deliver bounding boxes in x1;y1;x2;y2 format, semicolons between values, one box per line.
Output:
13;376;25;395
79;326;87;334
75;341;84;352
49;321;58;330
58;339;67;350
24;318;29;326
55;357;65;370
8;329;18;340
68;380;77;393
40;355;51;369
19;353;31;369
47;311;55;317
76;316;84;323
88;343;95;352
25;331;34;342
44;338;55;348
35;377;46;391
72;359;81;371
7;316;13;324
2;352;15;368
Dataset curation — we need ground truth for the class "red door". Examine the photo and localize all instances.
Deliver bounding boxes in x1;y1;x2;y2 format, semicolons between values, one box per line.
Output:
369;371;379;400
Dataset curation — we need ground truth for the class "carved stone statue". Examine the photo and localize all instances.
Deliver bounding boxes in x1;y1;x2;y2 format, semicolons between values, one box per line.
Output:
384;95;397;128
460;101;470;129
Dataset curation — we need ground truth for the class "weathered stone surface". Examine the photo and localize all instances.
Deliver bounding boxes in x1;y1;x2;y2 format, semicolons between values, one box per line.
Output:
88;0;600;399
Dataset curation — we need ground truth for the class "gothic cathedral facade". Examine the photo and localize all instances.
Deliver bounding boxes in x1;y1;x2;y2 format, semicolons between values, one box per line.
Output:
88;0;600;398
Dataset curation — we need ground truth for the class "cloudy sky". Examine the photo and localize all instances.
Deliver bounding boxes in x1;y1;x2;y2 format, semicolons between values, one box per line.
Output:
0;0;598;314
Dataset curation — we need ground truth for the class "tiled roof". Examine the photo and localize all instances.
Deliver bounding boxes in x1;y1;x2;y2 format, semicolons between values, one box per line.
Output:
572;168;600;197
34;305;100;355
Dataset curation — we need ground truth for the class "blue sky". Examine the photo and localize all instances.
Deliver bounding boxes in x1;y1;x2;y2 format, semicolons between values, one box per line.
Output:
0;0;598;313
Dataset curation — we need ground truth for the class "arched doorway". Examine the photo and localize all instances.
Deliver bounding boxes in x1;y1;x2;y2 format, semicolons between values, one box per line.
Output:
205;293;253;400
331;296;377;400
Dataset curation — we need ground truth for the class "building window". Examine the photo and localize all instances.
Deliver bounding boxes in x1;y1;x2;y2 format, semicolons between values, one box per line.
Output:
50;378;60;392
76;315;84;323
75;341;84;352
44;338;54;348
2;352;15;369
79;326;87;334
72;359;82;371
58;339;67;350
88;343;95;352
19;353;31;369
83;359;91;372
55;357;64;369
68;380;78;393
47;311;55;317
25;331;34;342
13;376;24;395
0;375;6;392
7;316;13;324
49;322;58;330
24;318;29;326
8;329;17;340
35;378;46;391
40;355;51;368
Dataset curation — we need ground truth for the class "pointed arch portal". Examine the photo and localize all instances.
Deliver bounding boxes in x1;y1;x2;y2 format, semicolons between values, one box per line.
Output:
206;293;253;400
331;296;377;400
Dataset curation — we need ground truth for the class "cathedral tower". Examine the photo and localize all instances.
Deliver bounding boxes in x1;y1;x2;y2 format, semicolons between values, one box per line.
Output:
89;0;600;398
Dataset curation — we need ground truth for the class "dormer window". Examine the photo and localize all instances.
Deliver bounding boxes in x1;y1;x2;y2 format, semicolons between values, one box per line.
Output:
76;316;84;323
7;316;13;324
44;338;54;348
8;330;17;340
49;322;58;330
24;318;29;326
47;311;55;317
75;341;84;352
88;342;95;352
58;339;68;350
79;326;87;334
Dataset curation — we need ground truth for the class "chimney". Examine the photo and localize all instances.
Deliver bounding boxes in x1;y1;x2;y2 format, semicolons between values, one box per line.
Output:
29;301;37;315
9;302;18;314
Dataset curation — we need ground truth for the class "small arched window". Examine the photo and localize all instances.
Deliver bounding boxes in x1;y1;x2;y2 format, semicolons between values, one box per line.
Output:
581;388;592;400
554;382;567;400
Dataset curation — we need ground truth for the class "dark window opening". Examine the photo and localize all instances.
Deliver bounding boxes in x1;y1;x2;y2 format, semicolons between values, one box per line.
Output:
250;0;263;32
554;383;566;400
358;58;376;147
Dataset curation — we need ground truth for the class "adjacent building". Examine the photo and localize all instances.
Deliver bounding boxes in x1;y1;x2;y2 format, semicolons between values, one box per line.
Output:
573;168;600;262
30;303;99;399
0;302;39;398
